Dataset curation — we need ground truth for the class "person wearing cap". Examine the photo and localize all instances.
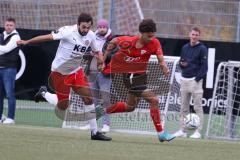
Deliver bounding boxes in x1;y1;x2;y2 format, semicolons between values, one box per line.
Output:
81;19;114;133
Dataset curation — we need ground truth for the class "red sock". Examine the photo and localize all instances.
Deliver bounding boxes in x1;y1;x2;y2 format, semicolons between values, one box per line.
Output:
107;102;127;114
150;108;163;132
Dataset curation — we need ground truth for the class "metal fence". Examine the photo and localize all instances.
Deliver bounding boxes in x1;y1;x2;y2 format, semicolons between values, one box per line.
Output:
139;0;240;42
0;0;239;42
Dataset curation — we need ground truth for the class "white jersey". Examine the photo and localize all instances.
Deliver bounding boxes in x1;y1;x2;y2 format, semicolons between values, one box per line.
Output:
51;24;99;75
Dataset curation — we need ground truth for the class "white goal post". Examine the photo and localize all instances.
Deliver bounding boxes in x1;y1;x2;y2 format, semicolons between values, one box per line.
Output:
62;56;182;134
206;61;240;140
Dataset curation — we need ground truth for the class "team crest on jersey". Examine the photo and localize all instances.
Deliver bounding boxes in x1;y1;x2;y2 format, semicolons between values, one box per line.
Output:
140;50;147;55
85;40;90;46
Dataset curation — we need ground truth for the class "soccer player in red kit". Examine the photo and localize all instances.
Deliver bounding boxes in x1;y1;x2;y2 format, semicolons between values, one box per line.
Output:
99;19;175;142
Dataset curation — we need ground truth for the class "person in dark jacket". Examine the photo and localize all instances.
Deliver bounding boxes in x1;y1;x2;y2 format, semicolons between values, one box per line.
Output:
0;18;21;124
174;26;208;139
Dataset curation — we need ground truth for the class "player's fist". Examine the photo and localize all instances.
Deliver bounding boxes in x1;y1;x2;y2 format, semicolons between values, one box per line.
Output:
163;67;170;76
160;64;170;76
17;40;28;46
97;63;105;71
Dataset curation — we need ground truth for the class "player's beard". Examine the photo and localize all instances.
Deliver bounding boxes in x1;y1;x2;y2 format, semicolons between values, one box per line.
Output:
78;30;88;36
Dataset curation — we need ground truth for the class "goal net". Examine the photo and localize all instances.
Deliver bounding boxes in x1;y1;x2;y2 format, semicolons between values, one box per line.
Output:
206;61;240;140
62;56;182;134
0;0;142;35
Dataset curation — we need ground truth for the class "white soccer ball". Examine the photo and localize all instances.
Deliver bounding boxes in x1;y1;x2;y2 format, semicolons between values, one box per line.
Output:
184;113;200;129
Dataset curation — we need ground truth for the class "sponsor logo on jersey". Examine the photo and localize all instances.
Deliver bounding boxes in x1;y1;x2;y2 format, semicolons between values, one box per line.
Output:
73;45;87;53
124;56;140;62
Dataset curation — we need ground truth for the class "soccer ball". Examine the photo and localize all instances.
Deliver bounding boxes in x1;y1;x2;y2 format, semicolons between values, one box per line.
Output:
184;113;200;129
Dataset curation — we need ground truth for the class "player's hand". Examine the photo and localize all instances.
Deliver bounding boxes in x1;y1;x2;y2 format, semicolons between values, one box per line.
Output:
17;40;29;46
97;63;105;71
162;65;170;76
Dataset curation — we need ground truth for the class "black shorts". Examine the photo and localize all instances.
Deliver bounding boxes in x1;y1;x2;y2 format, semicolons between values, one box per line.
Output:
123;73;147;96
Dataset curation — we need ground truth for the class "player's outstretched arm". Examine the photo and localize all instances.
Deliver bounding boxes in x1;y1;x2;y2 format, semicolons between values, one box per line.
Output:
17;34;54;46
156;54;170;76
103;38;118;61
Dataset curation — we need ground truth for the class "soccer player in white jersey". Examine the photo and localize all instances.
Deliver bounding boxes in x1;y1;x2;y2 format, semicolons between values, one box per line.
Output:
17;13;111;141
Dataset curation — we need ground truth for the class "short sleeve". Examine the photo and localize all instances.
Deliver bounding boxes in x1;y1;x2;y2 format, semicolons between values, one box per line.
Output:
154;39;163;56
115;36;127;45
51;26;69;40
115;36;122;44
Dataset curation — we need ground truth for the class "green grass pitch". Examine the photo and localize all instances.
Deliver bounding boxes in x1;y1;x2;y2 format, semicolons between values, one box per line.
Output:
0;125;240;160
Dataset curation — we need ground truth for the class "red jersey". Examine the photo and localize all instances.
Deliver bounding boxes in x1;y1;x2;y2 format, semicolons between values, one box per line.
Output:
109;35;163;73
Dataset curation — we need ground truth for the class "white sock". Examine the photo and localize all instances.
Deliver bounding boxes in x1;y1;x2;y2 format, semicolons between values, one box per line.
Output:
86;104;98;134
89;118;98;135
43;92;58;106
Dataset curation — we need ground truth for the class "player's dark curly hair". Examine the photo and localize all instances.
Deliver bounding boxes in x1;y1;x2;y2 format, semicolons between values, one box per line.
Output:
78;13;93;25
139;19;156;33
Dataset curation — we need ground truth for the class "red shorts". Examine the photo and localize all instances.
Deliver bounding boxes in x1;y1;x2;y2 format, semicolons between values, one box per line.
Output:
49;69;89;102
